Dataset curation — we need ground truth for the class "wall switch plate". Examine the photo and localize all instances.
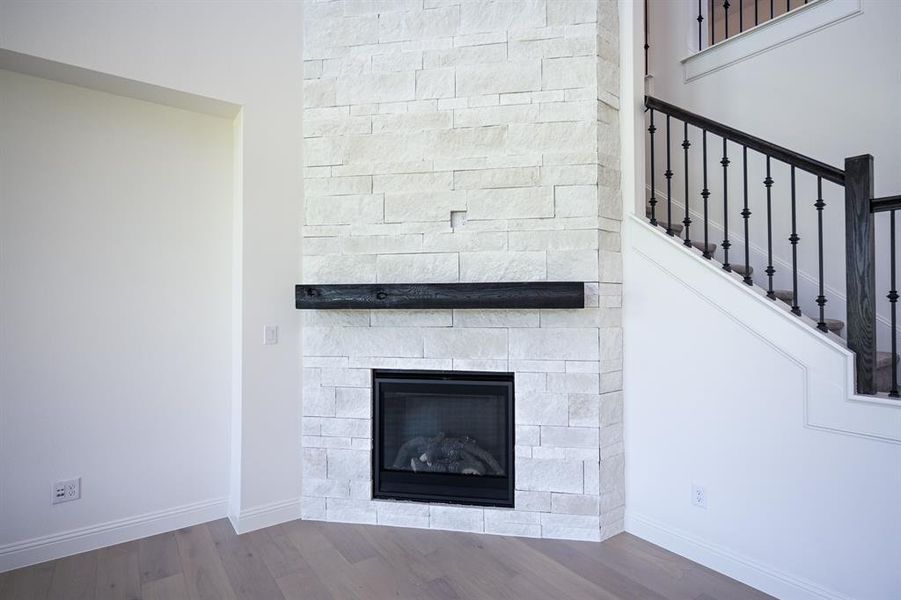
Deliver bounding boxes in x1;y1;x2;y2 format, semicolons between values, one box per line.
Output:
53;478;81;504
263;325;279;345
691;483;707;509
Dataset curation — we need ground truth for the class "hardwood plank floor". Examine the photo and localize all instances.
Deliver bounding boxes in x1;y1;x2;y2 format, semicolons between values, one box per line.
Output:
0;519;773;599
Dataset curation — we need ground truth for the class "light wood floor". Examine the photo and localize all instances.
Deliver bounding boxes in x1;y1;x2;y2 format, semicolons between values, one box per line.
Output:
0;518;773;600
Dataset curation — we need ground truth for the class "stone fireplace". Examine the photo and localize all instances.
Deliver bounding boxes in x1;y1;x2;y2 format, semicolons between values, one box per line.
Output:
301;0;623;541
373;369;514;507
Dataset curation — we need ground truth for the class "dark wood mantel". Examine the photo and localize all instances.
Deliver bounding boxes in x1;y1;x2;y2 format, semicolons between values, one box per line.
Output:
295;282;585;310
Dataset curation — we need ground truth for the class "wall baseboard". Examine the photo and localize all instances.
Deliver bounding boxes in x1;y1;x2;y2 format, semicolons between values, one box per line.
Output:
626;511;854;600
0;497;228;573
229;497;301;535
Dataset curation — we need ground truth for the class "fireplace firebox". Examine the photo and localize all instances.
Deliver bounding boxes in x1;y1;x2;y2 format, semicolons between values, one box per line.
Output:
372;370;514;508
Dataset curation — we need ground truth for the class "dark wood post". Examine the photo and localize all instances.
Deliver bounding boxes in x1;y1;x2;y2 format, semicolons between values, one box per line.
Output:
845;154;877;394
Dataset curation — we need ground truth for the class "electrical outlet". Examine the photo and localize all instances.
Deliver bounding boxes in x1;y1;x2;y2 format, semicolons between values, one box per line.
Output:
53;478;81;505
692;483;707;509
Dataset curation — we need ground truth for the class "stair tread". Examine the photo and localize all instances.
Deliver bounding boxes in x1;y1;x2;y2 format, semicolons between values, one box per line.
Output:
877;351;898;370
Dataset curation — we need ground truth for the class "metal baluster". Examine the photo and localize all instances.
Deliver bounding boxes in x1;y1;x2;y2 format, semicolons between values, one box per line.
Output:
648;110;657;226
755;0;759;25
702;130;711;258
721;138;732;271
889;210;899;397
789;165;801;315
644;0;649;75
741;146;752;284
787;0;791;12
683;122;693;247
770;0;774;19
764;157;776;297
698;0;704;49
815;177;828;331
740;0;744;32
665;115;674;236
724;0;730;39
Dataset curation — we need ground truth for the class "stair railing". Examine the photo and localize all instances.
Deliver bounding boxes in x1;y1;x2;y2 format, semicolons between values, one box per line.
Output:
644;95;899;397
701;0;813;50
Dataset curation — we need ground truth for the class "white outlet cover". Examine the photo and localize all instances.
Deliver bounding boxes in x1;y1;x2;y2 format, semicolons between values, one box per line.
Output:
692;483;707;509
53;478;81;504
263;325;279;345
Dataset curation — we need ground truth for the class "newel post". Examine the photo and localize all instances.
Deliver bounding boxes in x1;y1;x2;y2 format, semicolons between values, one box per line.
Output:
844;154;877;394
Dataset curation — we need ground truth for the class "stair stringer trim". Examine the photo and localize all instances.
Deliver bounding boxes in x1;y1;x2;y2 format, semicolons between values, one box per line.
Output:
628;215;901;443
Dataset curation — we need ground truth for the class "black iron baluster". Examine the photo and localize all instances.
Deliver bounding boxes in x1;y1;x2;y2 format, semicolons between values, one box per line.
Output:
889;209;899;397
724;0;730;40
721;138;732;271
683;122;693;246
764;157;776;297
741;146;752;284
787;0;790;11
755;0;759;25
644;0;649;75
815;177;828;331
648;109;657;226
698;0;704;49
789;166;801;315
740;0;744;32
702;130;711;258
771;0;775;19
665;115;674;235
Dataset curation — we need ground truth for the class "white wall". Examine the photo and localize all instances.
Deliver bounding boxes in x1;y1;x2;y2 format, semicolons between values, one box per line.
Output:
0;69;232;559
645;0;901;353
0;0;303;567
623;217;901;600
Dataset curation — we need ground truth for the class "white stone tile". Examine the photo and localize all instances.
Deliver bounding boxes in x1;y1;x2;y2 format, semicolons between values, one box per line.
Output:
547;372;599;394
453;167;540;190
514;490;552;512
456;61;541;96
305;194;385;226
466;187;553;222
516;391;568;426
531;447;598;461
303;326;423;358
551;493;600;515
548;0;597;26
335;388;372;419
377;502;431;529
326;498;378;525
568;394;600;427
555;184;598;217
322;418;371;439
538;101;597;124
583;460;600;495
303;387;336;417
321;368;371;388
348;356;453;370
547;249;599;280
303;448;328;479
302;417;322;436
304;478;351;499
371;50;424;73
303;435;353;449
509;328;599;360
430;505;485;532
507;122;596;154
453;309;539;328
459;0;546;33
517;458;583;493
515;425;541;446
424;43;507;68
373;171;454;193
371;310;453;327
385;191;467;223
377;253;459;283
565;360;601;373
516;372;547;392
509;359;566;373
541;56;596;90
515;445;532;459
453;104;539;127
416;67;456;99
452;359;509;371
459;251;546;282
599;391;623;426
336;72;416;104
423;232;508;253
422;328;508;359
327;448;371;481
301;497;327;520
379;5;460;42
508;229;598;251
304;255;378;284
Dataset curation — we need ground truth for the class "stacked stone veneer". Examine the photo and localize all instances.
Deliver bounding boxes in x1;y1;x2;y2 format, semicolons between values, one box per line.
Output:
301;0;623;541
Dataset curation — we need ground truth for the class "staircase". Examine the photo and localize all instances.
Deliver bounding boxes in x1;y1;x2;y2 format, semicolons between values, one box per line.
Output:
641;99;900;398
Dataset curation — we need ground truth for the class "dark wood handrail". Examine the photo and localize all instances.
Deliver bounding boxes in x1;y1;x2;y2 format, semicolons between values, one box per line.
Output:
871;195;901;213
645;95;846;186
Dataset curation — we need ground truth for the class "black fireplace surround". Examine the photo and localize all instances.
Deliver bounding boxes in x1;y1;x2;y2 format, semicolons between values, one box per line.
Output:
372;370;514;508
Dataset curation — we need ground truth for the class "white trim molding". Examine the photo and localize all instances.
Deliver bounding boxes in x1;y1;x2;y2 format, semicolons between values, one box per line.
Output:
683;0;862;82
228;497;301;535
0;498;228;573
626;512;856;600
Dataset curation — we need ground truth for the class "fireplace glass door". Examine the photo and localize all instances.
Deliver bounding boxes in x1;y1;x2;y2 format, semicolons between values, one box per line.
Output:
372;370;514;507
